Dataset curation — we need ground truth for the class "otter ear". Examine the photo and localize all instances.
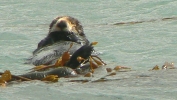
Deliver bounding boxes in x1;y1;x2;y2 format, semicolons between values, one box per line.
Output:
49;17;62;31
49;19;57;30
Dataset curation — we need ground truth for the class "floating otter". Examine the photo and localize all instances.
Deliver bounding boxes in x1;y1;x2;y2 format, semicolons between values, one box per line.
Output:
26;16;99;67
0;16;105;83
26;16;92;66
22;16;104;81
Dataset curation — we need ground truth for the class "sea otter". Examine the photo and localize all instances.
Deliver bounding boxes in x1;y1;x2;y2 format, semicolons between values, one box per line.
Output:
33;16;89;54
27;16;95;67
5;16;105;81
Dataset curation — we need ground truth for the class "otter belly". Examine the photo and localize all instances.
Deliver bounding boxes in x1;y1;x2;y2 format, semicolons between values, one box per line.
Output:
27;41;82;66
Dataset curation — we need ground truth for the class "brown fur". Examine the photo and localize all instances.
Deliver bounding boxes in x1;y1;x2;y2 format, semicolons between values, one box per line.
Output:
49;16;85;37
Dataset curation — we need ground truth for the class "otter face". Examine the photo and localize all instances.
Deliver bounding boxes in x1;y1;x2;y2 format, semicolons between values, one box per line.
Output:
49;16;84;35
48;16;89;45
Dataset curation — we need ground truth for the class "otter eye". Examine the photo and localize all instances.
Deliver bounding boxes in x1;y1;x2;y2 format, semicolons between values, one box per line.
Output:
56;21;67;29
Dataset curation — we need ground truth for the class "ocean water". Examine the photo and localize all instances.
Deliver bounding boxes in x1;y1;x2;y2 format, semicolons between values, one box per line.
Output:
1;0;177;100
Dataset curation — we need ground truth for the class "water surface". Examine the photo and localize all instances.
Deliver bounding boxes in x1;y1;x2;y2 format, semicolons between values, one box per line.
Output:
1;0;177;100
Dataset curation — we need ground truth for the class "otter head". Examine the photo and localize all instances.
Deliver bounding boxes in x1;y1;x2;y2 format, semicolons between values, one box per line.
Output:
49;16;83;35
48;16;89;45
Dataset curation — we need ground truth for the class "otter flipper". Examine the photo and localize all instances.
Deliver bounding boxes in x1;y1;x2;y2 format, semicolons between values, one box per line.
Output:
66;44;93;69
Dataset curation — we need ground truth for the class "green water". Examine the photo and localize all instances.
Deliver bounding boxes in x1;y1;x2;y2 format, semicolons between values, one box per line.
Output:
1;0;177;100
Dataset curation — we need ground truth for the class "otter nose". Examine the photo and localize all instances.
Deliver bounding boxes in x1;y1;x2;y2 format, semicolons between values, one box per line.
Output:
56;21;67;29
